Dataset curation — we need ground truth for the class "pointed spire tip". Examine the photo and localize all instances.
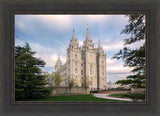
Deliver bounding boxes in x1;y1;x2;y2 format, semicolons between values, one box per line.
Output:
98;39;101;48
87;24;89;31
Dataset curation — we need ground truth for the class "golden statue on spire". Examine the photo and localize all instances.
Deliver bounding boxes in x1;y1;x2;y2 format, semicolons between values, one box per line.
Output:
87;24;89;30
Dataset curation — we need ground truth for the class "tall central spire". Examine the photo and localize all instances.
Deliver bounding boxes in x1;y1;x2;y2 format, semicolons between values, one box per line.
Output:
98;39;101;48
86;24;91;41
72;28;77;40
87;24;89;31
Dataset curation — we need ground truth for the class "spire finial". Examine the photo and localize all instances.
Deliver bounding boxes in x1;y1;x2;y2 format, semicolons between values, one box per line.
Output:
73;28;75;33
86;24;91;41
87;24;89;31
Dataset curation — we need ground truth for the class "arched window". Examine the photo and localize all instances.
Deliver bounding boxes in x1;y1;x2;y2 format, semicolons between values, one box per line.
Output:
75;61;78;67
102;72;104;76
75;54;78;59
90;64;93;75
75;68;78;74
102;60;104;65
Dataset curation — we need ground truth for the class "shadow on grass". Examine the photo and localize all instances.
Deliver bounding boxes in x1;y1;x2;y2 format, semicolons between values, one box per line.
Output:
23;94;126;102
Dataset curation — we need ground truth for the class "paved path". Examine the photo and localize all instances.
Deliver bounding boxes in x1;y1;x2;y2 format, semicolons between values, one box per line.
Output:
94;93;133;101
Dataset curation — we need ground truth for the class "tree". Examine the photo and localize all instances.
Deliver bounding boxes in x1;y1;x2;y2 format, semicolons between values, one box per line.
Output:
53;73;62;87
44;72;62;87
113;14;146;88
84;76;89;90
68;79;74;90
15;43;51;100
44;71;53;87
73;78;78;87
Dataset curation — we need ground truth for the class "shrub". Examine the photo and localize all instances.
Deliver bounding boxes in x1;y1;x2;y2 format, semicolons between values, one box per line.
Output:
124;93;145;100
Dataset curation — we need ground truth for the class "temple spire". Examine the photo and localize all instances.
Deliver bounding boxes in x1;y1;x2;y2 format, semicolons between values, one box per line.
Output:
72;28;76;40
98;39;101;48
55;54;62;72
86;24;91;41
56;54;62;65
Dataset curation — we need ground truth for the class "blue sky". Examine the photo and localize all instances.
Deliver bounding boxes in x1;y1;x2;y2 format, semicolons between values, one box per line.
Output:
15;15;144;83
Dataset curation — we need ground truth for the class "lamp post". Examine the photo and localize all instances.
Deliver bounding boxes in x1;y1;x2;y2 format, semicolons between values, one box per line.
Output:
90;78;93;95
65;79;67;96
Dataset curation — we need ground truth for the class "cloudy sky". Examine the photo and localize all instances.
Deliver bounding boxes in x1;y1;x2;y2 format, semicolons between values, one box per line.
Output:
15;14;144;83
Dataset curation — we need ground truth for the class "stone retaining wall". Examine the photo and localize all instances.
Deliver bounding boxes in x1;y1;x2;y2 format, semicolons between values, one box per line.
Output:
131;88;145;94
51;87;90;96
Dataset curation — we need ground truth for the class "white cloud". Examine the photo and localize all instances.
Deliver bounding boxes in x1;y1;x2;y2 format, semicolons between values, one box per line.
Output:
30;43;67;67
74;15;128;26
34;15;72;30
107;65;133;74
81;15;110;23
100;36;145;53
109;15;128;26
102;41;123;51
15;39;67;70
107;73;132;83
79;41;83;47
106;58;133;83
106;57;133;74
15;15;73;35
127;40;145;48
106;58;117;65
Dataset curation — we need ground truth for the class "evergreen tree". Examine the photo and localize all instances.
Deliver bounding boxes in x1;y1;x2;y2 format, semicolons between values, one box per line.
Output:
15;43;51;100
113;14;146;88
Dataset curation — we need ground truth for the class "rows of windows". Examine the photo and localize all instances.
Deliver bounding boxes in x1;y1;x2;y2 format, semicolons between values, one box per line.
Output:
73;54;105;76
102;66;104;76
75;54;78;74
101;60;105;76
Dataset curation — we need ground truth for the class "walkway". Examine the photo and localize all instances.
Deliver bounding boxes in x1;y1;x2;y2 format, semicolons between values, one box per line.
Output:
93;93;132;101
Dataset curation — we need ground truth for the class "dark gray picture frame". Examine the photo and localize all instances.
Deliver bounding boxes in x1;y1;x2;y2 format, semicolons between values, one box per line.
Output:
0;0;160;116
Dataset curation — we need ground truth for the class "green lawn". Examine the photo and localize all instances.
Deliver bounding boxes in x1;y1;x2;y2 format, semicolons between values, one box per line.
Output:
109;93;145;101
108;93;129;98
25;94;124;102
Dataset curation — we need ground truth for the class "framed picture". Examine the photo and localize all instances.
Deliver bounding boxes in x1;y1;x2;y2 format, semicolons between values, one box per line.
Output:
0;0;160;116
13;14;146;103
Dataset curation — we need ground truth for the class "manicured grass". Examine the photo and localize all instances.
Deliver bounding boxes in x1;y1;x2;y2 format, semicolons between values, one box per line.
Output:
109;93;129;98
26;94;123;102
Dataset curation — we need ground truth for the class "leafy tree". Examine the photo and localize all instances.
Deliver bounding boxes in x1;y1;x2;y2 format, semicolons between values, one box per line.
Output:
73;78;78;87
53;73;62;87
84;76;89;90
68;79;74;90
44;71;53;87
113;14;146;88
44;72;62;87
15;43;51;100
